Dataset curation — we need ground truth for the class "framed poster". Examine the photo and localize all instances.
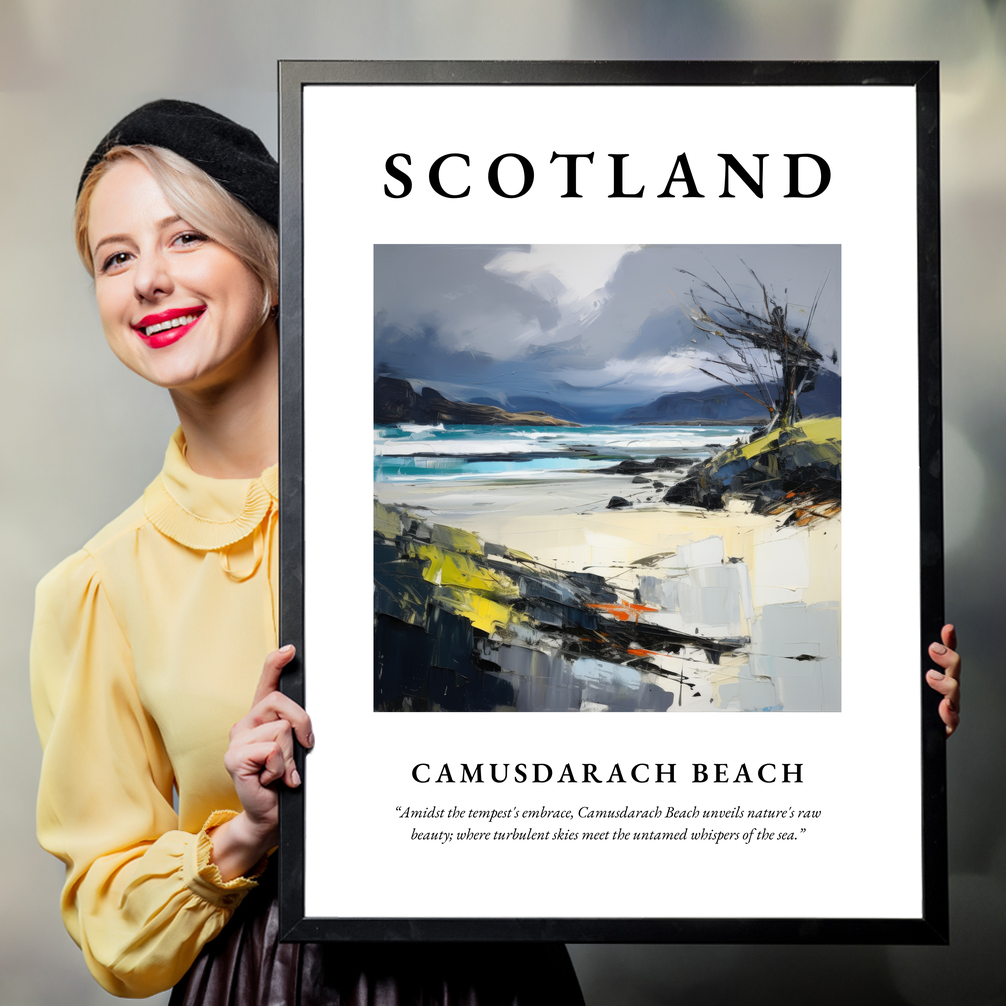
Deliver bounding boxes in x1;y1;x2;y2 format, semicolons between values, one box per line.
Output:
277;61;946;943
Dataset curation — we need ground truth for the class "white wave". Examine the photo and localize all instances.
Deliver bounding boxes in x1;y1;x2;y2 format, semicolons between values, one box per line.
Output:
375;438;570;456
393;423;445;436
373;423;752;458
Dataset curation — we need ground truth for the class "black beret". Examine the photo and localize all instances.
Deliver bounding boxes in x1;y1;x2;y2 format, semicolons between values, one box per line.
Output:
78;99;278;228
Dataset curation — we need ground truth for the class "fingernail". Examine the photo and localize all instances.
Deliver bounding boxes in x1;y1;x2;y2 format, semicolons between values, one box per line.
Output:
280;644;295;654
306;732;315;748
931;643;947;655
291;768;301;787
928;670;944;680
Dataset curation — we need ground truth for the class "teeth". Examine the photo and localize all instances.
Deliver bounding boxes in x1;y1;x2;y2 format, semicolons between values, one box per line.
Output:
142;313;199;337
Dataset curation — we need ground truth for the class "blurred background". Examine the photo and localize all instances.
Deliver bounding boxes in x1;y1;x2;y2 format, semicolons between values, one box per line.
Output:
1;1;1003;1003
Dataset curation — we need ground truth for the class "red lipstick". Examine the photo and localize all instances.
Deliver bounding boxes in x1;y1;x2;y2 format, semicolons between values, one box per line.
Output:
132;306;205;349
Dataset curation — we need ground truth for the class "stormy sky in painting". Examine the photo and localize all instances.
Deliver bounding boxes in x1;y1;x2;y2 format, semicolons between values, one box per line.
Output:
374;244;840;420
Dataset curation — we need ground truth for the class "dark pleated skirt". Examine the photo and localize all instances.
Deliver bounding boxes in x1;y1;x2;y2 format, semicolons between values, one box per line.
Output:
169;869;584;1006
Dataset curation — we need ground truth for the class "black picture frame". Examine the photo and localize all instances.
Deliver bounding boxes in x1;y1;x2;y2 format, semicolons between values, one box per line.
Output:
277;60;945;944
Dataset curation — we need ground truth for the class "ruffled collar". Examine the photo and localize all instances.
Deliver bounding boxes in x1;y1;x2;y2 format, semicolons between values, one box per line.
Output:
143;428;278;551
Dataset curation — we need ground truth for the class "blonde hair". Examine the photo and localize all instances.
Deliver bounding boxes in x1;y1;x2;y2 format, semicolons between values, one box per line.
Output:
75;145;278;322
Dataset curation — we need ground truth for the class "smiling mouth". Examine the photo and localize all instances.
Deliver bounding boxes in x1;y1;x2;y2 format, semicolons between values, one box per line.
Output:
135;307;206;338
142;313;199;337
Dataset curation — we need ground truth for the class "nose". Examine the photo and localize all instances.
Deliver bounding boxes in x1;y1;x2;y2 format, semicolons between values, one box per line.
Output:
133;247;173;303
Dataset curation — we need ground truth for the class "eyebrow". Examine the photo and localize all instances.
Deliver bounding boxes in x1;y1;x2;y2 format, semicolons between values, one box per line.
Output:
91;215;185;258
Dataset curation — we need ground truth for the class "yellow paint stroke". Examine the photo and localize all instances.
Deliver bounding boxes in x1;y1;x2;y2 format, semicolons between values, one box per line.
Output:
435;586;527;634
430;523;484;555
412;543;513;594
373;500;402;539
506;547;535;561
393;535;528;634
727;416;842;465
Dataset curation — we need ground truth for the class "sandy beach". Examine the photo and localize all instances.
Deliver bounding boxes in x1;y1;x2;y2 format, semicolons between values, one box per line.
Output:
375;464;841;712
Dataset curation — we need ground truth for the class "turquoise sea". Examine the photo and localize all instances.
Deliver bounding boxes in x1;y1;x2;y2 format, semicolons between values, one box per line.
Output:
374;423;755;485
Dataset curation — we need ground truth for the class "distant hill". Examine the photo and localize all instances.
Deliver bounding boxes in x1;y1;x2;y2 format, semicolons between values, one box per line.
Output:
469;394;582;423
615;370;841;424
375;371;840;427
375;377;580;427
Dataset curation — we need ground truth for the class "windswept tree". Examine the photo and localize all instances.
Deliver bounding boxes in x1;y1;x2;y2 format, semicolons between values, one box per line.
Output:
678;264;832;433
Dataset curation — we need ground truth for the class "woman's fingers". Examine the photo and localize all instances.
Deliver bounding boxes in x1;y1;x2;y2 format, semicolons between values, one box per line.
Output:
926;683;960;736
926;669;960;736
230;719;302;788
223;644;311;816
941;623;958;653
927;623;961;737
242;644;314;749
224;738;287;788
929;635;960;673
255;691;313;749
258;742;289;788
926;667;959;704
928;635;961;684
232;689;314;750
218;647;309;848
252;644;297;707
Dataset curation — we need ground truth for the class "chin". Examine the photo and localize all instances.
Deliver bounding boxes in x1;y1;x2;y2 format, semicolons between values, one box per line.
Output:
121;354;215;391
110;322;270;393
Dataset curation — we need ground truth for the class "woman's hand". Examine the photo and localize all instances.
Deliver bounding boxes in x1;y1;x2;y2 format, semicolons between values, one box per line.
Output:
926;624;961;738
209;645;314;881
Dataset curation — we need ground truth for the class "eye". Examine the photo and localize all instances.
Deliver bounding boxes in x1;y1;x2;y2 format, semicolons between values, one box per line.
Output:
100;251;132;274
172;230;208;249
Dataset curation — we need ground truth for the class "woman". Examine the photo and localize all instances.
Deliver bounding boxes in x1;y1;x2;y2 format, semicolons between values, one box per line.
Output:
31;100;586;1003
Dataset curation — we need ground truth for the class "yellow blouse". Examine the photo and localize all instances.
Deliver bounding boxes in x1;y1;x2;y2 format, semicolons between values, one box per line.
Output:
31;428;279;998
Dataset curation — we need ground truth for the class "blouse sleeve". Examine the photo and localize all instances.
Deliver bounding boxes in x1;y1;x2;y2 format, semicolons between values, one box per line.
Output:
30;549;262;998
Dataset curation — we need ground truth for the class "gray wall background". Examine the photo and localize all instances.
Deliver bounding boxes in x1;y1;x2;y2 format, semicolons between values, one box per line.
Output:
1;2;1002;1003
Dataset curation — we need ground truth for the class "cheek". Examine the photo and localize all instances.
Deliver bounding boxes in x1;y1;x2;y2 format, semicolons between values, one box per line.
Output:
94;286;132;346
222;267;268;333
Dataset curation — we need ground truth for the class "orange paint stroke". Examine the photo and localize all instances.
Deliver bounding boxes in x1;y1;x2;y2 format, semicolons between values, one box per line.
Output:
587;601;659;623
627;647;661;657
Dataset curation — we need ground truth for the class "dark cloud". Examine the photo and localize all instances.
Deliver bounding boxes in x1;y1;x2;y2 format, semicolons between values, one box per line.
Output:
373;244;841;414
374;244;561;341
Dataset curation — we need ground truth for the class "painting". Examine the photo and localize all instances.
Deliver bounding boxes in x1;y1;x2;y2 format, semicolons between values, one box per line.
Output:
373;244;841;713
282;61;945;942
